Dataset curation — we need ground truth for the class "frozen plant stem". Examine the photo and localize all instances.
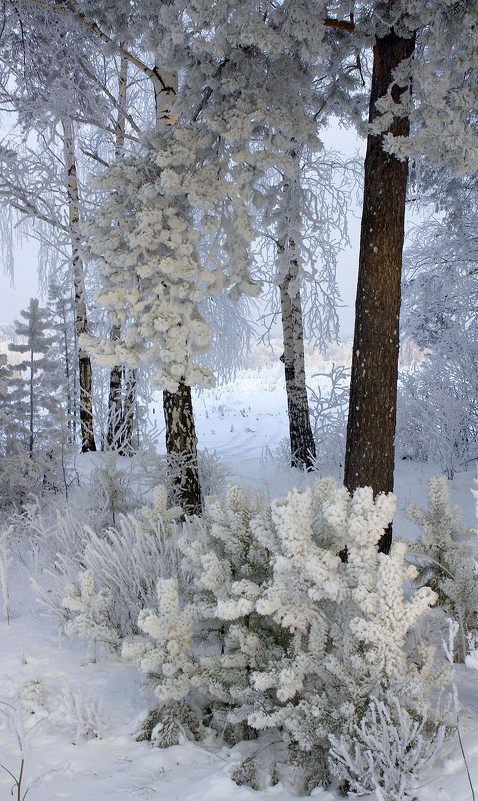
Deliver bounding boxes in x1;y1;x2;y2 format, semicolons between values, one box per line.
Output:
0;758;29;801
444;619;475;801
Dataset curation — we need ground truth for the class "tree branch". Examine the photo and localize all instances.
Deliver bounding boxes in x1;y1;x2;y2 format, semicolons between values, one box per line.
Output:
323;17;355;33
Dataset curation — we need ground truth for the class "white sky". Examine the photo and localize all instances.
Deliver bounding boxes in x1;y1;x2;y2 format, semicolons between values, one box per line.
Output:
1;238;40;326
0;120;366;338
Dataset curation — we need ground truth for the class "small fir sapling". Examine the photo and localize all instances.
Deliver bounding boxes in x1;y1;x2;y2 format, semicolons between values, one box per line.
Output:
89;451;141;526
124;478;441;791
122;578;200;744
63;569;120;660
123;485;277;744
240;483;439;788
407;476;478;660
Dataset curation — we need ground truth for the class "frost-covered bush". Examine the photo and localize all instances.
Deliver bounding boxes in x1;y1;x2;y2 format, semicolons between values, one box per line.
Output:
32;486;183;640
84;445;228;525
407;476;478;661
0;448;75;510
397;361;476;479
124;479;441;791
63;569;120;659
308;364;350;475
329;694;444;801
59;683;108;741
123;484;275;745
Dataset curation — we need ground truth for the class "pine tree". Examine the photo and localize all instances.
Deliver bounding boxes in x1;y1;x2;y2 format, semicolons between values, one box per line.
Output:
344;26;415;552
7;298;65;455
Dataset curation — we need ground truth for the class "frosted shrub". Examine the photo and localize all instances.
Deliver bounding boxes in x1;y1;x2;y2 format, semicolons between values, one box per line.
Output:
59;683;108;741
33;486;183;642
125;479;441;790
397;358;477;479
63;569;120;660
124;485;275;744
0;451;52;510
329;694;444;801
308;364;350;474
407;476;478;661
86;445;228;522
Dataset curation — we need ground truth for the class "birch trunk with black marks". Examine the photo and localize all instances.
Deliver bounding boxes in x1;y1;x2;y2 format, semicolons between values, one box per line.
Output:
279;238;316;470
62;117;96;452
163;382;202;516
107;323;123;450
120;368;136;456
344;29;415;553
153;66;202;514
107;55;130;452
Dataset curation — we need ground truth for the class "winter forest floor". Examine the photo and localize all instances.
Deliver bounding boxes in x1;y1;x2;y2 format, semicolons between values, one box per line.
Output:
2;363;478;801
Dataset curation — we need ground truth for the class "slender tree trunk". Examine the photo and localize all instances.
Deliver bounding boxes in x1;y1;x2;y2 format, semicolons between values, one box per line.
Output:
120;367;136;455
29;347;34;455
279;238;316;469
163;382;202;516
344;29;415;553
62;117;96;452
108;55;129;452
153;66;202;514
59;300;73;442
107;324;124;449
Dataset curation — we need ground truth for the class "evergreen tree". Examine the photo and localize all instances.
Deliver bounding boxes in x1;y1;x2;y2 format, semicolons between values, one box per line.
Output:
7;298;65;455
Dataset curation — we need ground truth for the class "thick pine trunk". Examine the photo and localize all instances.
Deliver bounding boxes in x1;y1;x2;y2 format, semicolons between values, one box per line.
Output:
344;29;415;553
62;117;96;452
163;382;202;516
279;240;316;470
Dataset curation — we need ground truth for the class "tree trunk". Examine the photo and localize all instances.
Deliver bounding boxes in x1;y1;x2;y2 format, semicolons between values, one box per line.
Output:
163;382;202;516
344;29;415;553
107;324;124;449
120;368;136;456
153;65;202;514
29;347;34;455
107;55;130;452
279;239;316;469
62;117;96;452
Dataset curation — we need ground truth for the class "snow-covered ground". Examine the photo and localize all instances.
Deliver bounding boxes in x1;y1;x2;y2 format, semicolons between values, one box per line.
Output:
1;364;478;800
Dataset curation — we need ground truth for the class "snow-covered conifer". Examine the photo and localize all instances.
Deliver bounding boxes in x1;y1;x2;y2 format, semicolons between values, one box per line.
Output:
407;476;478;661
125;478;440;789
7;299;65;456
63;569;120;660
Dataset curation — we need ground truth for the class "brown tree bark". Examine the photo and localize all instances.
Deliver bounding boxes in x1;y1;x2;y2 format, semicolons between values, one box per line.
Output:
163;382;202;516
344;29;415;552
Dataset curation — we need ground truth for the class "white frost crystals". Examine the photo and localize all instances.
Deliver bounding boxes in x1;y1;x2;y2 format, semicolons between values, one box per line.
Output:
122;478;442;791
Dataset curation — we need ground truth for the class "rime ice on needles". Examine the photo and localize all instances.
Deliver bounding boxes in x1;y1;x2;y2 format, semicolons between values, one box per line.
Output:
63;569;120;660
125;478;441;790
407;476;478;661
122;578;196;703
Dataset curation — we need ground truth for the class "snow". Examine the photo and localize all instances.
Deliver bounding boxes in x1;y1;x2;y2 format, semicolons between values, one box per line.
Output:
2;363;478;801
